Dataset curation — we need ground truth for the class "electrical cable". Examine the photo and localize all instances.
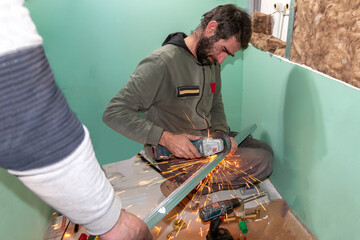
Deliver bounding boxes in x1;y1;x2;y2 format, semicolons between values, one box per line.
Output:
60;220;71;240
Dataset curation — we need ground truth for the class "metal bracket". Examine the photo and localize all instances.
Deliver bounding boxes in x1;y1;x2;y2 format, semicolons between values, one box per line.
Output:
285;0;296;59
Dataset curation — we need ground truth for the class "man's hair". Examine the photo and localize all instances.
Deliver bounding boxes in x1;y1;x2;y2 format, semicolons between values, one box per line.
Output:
199;4;252;50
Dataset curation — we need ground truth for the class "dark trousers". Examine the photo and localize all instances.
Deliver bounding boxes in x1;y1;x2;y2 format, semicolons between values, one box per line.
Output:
158;135;273;194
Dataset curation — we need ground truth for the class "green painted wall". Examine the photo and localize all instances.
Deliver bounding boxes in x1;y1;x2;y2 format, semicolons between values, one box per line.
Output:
241;46;360;239
0;1;247;238
0;169;51;240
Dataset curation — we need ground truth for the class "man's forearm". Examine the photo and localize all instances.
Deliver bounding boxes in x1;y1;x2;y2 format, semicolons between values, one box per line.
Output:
103;96;163;145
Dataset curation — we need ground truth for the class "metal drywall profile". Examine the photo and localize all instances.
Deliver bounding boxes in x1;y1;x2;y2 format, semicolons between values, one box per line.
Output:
143;124;257;230
285;0;296;59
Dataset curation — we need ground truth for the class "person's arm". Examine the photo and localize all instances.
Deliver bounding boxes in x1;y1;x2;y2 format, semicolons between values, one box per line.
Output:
103;55;166;146
103;54;201;158
100;210;152;240
3;2;150;239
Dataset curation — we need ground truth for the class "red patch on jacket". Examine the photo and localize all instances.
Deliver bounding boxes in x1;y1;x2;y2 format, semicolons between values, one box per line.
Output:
210;82;216;93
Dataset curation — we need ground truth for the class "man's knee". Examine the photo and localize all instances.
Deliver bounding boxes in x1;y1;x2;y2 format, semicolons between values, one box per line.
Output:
235;146;273;180
238;135;274;156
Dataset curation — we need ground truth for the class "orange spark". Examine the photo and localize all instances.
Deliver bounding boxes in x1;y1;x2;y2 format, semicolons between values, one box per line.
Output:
260;202;267;211
64;233;71;238
168;214;179;221
199;227;204;237
154;226;161;236
183;110;197;130
186;220;192;229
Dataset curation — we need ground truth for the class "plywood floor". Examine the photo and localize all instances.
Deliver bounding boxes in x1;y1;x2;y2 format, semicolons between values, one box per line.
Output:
151;198;317;240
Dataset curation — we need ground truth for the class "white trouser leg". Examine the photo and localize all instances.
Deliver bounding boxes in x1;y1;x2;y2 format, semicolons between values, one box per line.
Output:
8;126;121;235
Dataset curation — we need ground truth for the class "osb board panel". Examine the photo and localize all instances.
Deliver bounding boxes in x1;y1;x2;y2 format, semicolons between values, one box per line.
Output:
151;199;316;240
290;0;360;88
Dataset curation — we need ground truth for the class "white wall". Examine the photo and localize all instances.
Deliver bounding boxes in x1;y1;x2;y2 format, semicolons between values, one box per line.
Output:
260;0;290;41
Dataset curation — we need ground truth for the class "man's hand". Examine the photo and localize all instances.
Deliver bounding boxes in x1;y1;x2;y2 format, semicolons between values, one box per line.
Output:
159;131;202;159
99;209;152;240
229;137;238;155
210;131;238;155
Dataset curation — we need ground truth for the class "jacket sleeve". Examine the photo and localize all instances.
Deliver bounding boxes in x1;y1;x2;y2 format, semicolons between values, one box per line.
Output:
103;54;166;145
209;65;230;134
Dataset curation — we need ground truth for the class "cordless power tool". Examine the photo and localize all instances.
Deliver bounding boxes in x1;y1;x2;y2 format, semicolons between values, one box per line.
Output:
199;198;242;240
199;193;266;240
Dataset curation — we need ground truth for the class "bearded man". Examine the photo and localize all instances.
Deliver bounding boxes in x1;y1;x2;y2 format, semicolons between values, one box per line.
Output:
103;4;273;195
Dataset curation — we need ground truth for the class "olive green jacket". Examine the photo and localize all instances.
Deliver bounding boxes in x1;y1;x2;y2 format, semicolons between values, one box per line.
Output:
103;37;229;147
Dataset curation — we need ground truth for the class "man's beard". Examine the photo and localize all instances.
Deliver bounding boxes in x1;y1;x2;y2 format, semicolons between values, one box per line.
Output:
196;36;217;66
